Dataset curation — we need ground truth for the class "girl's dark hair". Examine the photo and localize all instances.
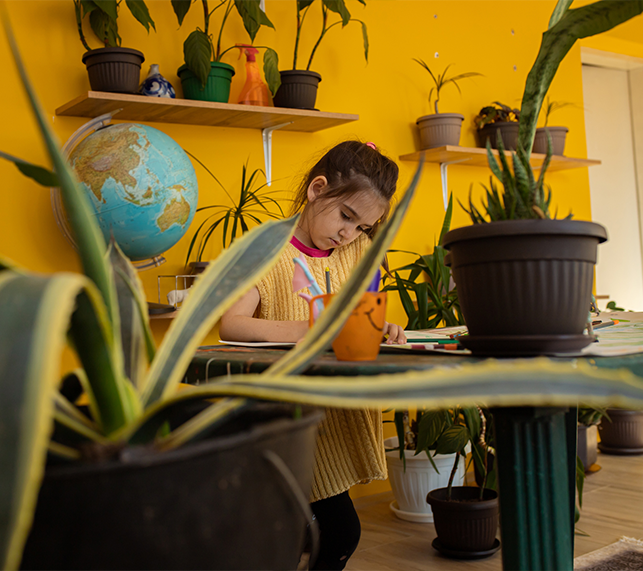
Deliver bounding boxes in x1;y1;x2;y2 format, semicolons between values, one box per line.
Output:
290;140;399;237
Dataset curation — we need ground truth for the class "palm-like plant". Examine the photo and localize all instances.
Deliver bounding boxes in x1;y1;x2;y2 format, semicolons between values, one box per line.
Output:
540;96;574;127
413;60;482;115
185;155;287;266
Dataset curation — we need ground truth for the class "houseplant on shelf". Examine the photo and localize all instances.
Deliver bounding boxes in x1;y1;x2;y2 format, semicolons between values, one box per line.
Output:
172;0;279;102
74;0;156;93
474;101;521;150
533;96;574;155
441;0;643;356
272;0;369;109
578;406;606;468
413;60;482;150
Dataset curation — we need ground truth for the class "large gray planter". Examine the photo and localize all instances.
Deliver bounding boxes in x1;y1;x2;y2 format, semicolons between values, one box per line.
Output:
416;113;464;150
598;408;643;454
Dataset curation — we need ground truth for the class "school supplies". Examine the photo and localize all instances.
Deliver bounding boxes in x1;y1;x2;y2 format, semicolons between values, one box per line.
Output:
293;255;325;318
325;267;332;294
367;268;381;292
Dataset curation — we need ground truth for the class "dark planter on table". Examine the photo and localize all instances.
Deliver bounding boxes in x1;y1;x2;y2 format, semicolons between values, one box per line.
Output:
427;487;500;559
178;62;235;103
21;404;323;570
273;70;322;110
477;122;520;151
82;47;145;93
443;220;608;356
598;408;643;455
533;126;569;156
416;113;464;150
577;423;599;469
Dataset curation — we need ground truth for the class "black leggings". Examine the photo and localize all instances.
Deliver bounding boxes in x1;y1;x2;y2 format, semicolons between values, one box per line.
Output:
309;491;361;571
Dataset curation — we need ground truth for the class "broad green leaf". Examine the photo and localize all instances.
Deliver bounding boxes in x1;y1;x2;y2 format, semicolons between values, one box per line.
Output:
0;151;59;187
323;0;350;26
141;216;299;408
125;0;156;32
266;159;424;376
93;0;118;21
0;271;91;571
298;0;316;12
463;406;481;441
548;0;573;28
356;19;368;63
171;0;192;26
234;0;274;41
185;30;213;88
89;6;120;46
415;409;445;453
263;48;281;97
434;425;469;455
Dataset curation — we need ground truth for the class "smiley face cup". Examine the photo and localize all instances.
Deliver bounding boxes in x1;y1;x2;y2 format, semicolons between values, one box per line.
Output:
308;292;387;361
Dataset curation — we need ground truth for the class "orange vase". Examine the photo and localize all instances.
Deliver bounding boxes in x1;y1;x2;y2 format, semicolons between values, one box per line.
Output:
309;292;387;361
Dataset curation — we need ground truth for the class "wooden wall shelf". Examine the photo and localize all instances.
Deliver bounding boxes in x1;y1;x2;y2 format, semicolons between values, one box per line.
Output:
56;92;359;132
399;145;601;172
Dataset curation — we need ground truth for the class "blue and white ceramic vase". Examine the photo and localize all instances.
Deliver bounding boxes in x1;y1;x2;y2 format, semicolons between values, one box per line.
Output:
139;64;176;98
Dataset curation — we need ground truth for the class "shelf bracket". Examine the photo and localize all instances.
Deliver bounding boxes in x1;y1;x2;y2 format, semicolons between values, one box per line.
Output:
439;159;469;210
262;122;293;186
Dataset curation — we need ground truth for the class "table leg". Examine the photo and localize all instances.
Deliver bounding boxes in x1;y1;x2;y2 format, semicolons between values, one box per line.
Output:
491;407;573;570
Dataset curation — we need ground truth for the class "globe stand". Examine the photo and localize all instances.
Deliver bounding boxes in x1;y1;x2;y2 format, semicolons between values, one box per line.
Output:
50;111;169;274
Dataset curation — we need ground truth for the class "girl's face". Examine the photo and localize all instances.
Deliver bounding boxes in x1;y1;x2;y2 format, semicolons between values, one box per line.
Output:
301;177;387;251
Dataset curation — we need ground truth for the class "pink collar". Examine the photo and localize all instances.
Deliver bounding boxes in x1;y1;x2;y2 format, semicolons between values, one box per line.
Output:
290;235;331;258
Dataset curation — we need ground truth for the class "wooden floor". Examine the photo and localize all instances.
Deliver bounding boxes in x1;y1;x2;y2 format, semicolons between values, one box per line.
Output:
346;452;643;570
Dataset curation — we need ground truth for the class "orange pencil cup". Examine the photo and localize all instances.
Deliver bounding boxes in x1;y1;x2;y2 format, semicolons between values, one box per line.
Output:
309;291;387;361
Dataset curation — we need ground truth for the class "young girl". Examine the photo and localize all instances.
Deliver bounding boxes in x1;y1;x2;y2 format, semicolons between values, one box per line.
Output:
220;140;406;570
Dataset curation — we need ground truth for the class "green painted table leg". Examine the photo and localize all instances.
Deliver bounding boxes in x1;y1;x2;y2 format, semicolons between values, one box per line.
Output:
491;407;573;570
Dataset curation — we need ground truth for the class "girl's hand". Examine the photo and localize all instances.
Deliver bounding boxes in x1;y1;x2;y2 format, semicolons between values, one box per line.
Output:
382;322;407;344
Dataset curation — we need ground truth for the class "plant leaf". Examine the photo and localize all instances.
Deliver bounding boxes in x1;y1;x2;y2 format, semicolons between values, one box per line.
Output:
323;0;350;26
124;0;155;32
171;0;192;26
184;30;213;88
263;48;281;96
234;0;274;41
0;151;59;187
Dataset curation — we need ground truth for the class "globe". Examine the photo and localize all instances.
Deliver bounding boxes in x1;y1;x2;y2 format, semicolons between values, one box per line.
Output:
68;123;198;261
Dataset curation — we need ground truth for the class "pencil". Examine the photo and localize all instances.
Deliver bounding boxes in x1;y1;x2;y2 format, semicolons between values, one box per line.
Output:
325;267;331;294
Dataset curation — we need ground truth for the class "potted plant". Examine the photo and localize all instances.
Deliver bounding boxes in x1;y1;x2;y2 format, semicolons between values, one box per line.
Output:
184;154;287;268
441;0;643;357
413;60;482;150
172;0;279;103
426;406;500;558
75;0;156;93
272;0;369;109
383;409;467;523
382;193;465;330
474;101;521;150
598;407;643;455
533;96;574;155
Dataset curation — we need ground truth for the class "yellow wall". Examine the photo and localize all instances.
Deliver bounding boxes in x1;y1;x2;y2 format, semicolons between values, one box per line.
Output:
1;0;642;498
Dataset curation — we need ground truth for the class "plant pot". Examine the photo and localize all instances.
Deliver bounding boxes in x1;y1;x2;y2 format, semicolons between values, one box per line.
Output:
597;408;643;454
427;486;500;558
178;62;235;103
20;403;324;570
577;423;599;469
309;292;386;361
384;436;465;522
82;47;145;93
416;113;464;150
477;122;520;151
443;219;608;355
273;70;322;110
533;126;569;156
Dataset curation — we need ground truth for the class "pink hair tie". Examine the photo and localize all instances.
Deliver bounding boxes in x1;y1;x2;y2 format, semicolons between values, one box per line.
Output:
366;142;377;150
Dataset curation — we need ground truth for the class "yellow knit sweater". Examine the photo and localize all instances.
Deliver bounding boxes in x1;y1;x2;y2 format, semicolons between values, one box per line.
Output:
256;233;387;501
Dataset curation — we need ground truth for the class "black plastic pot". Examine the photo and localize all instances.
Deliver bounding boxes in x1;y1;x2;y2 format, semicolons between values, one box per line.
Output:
477;122;520;151
427;487;500;558
443;220;608;355
82;47;145;93
598;408;643;455
273;70;322;110
21;404;324;570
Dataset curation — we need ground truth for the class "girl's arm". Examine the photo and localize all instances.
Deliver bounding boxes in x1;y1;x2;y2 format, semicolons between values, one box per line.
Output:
219;287;309;343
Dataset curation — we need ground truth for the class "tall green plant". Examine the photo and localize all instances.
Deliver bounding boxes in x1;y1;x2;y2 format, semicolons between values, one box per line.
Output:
74;0;156;50
172;0;280;92
291;0;368;70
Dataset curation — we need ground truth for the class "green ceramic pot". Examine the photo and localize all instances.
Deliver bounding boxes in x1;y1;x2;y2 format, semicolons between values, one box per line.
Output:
178;62;235;103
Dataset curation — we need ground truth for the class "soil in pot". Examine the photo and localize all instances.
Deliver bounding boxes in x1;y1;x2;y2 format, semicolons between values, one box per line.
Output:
178;62;235;103
82;47;145;93
416;113;464;150
20;403;324;570
598;408;643;454
273;70;322;110
427;486;500;558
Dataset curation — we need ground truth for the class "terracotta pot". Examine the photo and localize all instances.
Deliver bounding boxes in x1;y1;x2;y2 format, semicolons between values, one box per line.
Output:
416;113;464;149
533;126;569;156
477;122;520;151
309;292;386;361
443;219;608;355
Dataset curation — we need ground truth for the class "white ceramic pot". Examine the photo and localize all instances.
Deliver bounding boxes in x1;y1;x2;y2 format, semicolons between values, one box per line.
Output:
384;436;465;523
